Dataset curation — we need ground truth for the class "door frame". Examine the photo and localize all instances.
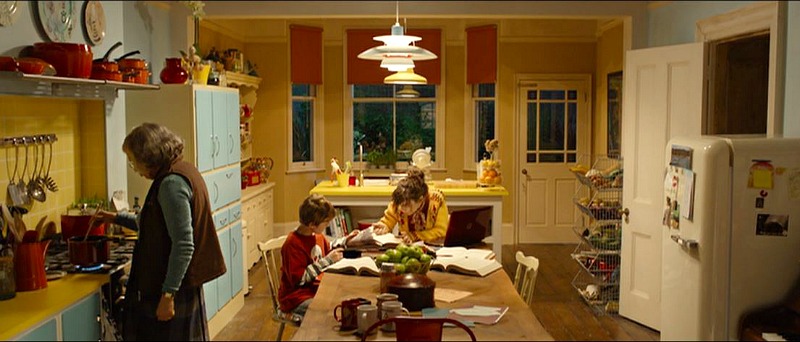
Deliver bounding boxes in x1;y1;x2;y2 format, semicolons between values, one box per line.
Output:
695;1;786;136
512;73;592;246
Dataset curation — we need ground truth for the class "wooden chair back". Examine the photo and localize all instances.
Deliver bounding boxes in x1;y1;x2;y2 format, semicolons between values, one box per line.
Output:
258;235;298;341
513;250;540;306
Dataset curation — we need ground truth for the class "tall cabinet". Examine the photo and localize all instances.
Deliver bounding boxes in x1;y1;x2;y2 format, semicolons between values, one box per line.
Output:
570;156;623;314
126;85;244;338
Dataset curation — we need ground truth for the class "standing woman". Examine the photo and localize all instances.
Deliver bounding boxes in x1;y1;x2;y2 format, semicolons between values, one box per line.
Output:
373;167;449;244
93;123;226;341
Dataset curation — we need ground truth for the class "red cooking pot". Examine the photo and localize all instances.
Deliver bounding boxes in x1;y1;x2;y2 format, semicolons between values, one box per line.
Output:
68;235;110;266
61;214;106;240
31;42;93;78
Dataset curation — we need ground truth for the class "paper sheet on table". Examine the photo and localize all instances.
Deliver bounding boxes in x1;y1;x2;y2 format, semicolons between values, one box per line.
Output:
451;306;502;316
434;288;473;303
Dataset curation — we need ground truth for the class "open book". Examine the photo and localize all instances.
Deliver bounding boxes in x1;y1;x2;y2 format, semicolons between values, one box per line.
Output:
322;256;380;276
346;226;404;249
434;247;496;260
430;247;501;277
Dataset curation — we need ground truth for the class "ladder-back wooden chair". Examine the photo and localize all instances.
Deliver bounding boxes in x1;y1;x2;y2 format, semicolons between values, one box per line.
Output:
513;250;540;306
258;235;301;341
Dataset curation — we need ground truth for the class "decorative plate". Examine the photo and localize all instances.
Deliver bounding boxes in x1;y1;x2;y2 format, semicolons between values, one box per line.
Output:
0;1;19;27
37;1;75;42
83;1;105;45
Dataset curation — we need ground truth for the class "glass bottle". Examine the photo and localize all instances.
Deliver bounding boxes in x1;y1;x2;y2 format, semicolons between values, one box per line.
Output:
379;263;396;294
132;197;141;214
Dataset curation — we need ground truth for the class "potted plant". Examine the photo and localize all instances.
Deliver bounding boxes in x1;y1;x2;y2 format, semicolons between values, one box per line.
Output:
365;150;383;169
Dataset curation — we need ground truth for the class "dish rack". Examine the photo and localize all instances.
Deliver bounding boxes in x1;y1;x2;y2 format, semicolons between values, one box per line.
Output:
570;155;623;314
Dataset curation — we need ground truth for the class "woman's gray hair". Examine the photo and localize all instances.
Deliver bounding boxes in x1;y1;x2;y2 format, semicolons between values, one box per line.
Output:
123;123;184;172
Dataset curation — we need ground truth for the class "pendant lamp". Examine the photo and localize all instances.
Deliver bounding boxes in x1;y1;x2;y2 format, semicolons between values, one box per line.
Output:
380;56;415;72
396;85;420;98
357;2;438;62
384;68;427;85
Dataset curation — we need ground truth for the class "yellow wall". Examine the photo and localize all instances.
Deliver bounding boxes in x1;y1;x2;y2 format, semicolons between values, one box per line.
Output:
200;18;620;226
0;96;106;233
593;23;624;157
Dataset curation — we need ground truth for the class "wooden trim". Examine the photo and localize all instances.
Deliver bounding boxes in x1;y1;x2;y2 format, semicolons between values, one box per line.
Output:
696;1;786;136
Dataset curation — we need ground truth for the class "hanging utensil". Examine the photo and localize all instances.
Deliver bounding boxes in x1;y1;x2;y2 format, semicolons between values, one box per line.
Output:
16;138;32;209
35;215;47;241
28;138;46;202
6;138;24;206
42;136;58;192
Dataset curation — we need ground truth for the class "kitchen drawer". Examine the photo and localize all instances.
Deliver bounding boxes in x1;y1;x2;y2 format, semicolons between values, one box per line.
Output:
213;207;229;230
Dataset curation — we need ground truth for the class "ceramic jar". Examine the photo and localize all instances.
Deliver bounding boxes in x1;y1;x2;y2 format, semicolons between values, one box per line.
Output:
159;58;188;84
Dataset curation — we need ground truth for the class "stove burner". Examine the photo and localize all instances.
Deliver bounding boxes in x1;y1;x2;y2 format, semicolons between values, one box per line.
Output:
45;239;134;274
75;264;105;273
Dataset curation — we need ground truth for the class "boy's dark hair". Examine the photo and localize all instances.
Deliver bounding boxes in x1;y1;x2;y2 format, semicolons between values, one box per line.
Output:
391;166;428;210
299;194;336;226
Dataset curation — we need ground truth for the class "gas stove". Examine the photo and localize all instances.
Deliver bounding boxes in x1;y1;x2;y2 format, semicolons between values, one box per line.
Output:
45;239;134;274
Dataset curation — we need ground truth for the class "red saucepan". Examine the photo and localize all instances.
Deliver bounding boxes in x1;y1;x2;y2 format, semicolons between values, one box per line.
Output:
68;235;110;266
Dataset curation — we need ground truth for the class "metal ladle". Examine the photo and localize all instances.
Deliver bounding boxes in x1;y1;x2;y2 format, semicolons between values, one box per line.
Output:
28;138;46;202
16;139;32;209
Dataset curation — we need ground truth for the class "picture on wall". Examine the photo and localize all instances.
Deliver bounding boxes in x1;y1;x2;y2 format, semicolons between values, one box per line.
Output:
607;71;623;158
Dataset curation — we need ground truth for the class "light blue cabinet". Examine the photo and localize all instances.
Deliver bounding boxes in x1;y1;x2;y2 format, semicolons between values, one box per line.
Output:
203;277;219;319
16;318;57;341
15;292;100;341
195;89;215;172
230;222;244;296
216;229;233;306
61;292;100;341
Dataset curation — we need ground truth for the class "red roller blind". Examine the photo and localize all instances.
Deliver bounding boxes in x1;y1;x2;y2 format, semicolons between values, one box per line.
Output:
291;25;323;84
347;28;441;85
466;25;497;84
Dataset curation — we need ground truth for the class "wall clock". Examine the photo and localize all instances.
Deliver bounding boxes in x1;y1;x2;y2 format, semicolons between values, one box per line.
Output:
0;1;20;27
36;1;75;42
83;1;105;45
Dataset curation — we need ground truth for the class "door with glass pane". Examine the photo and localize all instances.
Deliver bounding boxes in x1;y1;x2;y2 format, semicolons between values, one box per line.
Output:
516;77;590;243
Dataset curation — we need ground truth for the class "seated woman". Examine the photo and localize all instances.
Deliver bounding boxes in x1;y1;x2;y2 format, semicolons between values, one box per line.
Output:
373;167;448;244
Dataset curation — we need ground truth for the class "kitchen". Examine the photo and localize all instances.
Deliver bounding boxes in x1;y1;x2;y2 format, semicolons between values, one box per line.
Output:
1;1;800;341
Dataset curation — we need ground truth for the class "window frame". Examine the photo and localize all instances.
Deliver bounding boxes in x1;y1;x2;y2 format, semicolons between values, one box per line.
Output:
287;83;325;173
465;83;497;172
344;84;446;172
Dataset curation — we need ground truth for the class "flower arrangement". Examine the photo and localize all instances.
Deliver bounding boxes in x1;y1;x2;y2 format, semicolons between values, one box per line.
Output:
181;1;206;19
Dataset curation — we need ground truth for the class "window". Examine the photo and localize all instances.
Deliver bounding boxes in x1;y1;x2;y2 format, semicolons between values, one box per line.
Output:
524;89;578;163
351;84;438;167
290;84;322;171
473;83;496;162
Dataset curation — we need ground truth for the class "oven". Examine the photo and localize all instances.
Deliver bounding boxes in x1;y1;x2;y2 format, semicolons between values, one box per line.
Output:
46;238;134;341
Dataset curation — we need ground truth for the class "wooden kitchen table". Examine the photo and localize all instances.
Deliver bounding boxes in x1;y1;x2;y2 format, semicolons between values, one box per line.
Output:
291;271;553;341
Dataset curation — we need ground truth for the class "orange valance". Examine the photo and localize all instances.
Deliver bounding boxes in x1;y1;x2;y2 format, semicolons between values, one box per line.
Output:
466;25;497;84
291;25;323;84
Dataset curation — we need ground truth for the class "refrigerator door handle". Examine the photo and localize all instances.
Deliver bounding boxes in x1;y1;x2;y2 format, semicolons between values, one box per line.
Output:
670;234;698;249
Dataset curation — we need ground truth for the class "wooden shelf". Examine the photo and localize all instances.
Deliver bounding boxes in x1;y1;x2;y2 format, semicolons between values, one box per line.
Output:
224;71;262;89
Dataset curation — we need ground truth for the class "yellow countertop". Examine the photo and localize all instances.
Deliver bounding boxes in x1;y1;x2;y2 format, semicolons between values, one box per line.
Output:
310;180;509;197
0;273;109;340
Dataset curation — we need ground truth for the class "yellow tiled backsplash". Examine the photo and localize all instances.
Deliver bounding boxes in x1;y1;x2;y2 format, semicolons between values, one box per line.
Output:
0;95;107;234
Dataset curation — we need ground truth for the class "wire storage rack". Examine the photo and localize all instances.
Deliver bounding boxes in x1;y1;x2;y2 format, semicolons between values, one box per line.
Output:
569;155;623;314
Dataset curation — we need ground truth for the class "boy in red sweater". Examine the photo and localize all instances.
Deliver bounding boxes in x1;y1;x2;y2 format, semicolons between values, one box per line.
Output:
278;194;355;318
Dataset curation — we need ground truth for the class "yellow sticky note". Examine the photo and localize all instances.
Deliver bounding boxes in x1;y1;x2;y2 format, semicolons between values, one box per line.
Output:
752;170;773;189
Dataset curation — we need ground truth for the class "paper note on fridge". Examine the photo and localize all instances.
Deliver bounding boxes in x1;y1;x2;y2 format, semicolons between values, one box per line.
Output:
680;169;695;220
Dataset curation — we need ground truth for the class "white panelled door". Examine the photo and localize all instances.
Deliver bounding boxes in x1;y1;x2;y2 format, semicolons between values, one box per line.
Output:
619;42;704;330
516;76;590;244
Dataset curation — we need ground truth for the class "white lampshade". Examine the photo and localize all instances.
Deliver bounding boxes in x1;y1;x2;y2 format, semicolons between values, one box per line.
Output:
384;68;427;85
357;3;438;62
380;56;415;72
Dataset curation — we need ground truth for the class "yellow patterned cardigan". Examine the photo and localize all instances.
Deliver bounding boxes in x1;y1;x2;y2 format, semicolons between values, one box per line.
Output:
379;187;449;243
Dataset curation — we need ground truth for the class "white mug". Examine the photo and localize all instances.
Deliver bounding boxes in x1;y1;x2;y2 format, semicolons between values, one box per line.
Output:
357;304;378;335
379;300;410;332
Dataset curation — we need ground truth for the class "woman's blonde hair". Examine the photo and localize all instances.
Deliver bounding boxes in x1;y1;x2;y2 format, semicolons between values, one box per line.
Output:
123;123;184;173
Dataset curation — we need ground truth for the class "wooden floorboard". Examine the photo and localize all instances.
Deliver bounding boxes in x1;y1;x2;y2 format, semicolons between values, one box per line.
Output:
214;244;659;341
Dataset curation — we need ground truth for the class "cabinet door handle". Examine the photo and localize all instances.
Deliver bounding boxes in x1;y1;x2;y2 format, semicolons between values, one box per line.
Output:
213;182;219;203
228;133;234;154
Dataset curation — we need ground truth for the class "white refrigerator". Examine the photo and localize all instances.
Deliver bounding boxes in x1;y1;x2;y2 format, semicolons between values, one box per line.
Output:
660;135;800;341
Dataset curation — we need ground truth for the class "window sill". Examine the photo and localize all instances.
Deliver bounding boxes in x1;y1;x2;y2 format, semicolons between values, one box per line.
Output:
286;167;325;175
